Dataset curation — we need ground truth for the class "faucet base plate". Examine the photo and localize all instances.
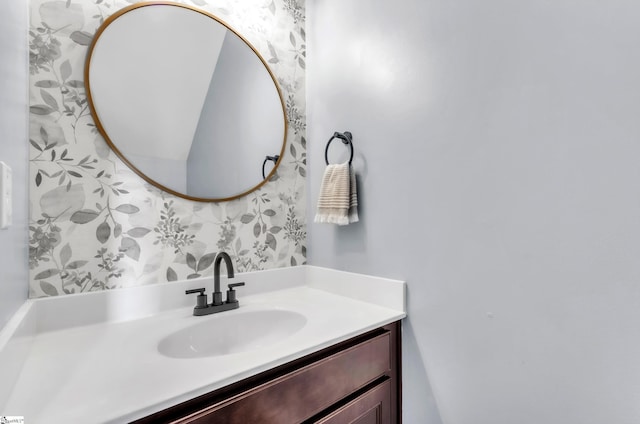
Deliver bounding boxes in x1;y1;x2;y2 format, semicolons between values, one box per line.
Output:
193;301;239;316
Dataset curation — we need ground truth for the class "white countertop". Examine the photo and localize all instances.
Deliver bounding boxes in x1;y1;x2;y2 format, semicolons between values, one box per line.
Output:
0;266;405;423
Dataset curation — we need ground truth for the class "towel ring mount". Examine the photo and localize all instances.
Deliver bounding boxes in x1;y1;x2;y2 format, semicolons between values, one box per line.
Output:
262;155;280;179
325;131;354;165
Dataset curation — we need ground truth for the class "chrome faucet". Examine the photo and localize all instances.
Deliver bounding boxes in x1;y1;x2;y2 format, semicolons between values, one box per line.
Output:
185;252;245;316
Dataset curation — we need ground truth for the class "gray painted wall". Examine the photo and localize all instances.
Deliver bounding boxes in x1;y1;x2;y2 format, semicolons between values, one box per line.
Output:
308;1;640;423
127;153;187;193
0;0;29;329
188;32;283;198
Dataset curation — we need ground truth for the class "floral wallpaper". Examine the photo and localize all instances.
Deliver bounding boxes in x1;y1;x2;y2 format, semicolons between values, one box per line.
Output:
28;0;306;297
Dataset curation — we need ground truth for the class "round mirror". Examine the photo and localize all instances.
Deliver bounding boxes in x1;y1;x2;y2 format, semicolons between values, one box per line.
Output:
85;2;287;201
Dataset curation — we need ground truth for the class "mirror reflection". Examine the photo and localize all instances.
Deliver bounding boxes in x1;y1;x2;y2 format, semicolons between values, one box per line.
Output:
86;3;287;201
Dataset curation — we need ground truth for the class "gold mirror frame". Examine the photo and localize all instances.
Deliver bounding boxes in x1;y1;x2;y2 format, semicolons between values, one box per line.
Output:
84;1;287;202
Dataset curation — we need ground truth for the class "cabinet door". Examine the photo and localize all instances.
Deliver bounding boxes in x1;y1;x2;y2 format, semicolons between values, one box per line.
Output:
314;380;391;424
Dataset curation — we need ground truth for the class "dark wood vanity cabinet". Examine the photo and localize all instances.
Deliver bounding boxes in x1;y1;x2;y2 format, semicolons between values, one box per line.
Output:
133;321;401;424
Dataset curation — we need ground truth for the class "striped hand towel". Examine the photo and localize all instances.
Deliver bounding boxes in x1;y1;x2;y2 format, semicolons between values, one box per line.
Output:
314;162;359;225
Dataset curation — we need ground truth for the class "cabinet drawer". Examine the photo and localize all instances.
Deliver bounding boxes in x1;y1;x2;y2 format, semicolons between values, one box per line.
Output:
175;331;392;424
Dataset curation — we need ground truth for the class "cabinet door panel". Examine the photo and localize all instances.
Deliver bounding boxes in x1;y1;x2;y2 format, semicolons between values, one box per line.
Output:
314;380;391;424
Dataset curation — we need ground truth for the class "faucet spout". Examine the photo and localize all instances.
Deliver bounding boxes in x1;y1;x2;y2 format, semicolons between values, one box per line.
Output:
213;252;234;305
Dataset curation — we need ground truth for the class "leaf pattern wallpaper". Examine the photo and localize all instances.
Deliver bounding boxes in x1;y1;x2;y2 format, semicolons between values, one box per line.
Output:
28;0;306;298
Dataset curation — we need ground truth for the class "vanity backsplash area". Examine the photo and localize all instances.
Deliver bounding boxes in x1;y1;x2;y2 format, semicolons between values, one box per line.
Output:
28;0;307;298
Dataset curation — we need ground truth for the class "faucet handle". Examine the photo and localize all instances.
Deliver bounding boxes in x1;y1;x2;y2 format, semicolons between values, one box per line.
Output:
226;282;245;304
185;288;208;309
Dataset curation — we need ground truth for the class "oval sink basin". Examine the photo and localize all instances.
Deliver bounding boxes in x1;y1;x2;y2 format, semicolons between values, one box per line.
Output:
158;309;307;359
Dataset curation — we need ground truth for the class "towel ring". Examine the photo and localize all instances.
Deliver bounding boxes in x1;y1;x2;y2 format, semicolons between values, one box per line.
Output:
262;155;280;179
325;131;354;165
